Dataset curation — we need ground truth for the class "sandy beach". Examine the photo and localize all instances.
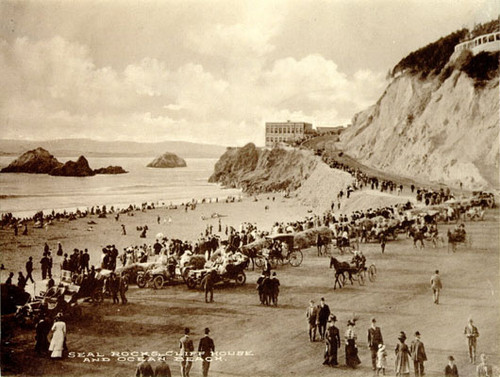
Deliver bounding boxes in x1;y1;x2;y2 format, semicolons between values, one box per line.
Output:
1;189;498;377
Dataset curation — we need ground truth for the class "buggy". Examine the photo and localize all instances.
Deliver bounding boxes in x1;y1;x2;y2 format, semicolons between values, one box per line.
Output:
255;234;303;268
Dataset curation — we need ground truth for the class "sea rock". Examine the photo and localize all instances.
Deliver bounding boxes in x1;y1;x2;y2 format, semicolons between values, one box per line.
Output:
147;152;187;168
94;166;128;174
49;156;95;177
1;147;62;174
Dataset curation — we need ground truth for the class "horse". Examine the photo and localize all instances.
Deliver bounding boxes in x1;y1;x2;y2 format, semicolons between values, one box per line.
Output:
329;258;354;289
408;226;425;249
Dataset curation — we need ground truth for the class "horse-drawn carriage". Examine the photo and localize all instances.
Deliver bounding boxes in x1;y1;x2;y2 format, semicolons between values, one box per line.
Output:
185;259;247;289
329;253;377;290
254;234;303;268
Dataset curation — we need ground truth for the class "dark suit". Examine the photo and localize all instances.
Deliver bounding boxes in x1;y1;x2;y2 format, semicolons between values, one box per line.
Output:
410;339;427;377
324;325;340;366
135;360;154;377
154;361;172;377
306;305;319;341
317;304;330;339
368;326;383;370
198;335;215;377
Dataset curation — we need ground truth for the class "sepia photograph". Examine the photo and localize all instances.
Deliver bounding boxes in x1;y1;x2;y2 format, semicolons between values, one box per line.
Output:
0;1;499;376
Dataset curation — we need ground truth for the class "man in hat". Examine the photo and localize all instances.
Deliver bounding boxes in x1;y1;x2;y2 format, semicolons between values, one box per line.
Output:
323;315;340;366
317;298;331;340
368;318;384;371
201;269;215;303
135;359;154;377
444;356;458;377
410;331;427;377
154;360;172;377
179;328;194;377
198;328;215;377
430;270;442;304
464;317;479;363
306;300;319;342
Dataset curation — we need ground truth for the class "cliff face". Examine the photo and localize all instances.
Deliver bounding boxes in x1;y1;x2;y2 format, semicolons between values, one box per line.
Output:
49;156;95;177
1;147;62;173
340;67;499;190
209;143;354;207
147;152;187;168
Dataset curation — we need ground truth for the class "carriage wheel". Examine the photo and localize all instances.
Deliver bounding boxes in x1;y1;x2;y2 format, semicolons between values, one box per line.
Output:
358;272;365;286
235;272;246;285
153;275;165;290
255;257;264;268
186;277;197;289
288;251;303;267
368;265;377;282
136;274;147;288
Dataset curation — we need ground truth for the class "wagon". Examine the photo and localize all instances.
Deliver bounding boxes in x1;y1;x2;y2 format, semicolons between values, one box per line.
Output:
185;261;247;289
255;234;303;268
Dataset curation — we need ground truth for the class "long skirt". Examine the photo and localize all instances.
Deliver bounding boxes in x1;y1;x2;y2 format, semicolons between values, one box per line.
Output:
345;339;361;368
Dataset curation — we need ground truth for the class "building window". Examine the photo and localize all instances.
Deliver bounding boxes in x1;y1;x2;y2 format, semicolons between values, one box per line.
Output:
489;35;494;42
496;33;500;40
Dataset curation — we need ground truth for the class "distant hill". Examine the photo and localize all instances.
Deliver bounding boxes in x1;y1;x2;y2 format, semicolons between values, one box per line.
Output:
0;139;227;158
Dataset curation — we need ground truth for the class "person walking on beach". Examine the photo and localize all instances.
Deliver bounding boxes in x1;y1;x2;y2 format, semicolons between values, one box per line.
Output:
430;270;442;304
444;355;459;377
410;331;427;377
306;300;319;342
323;315;340;367
395;332;411;377
464;317;479;363
376;344;387;376
25;257;35;284
40;253;49;280
154;360;172;377
121;224;126;235
317;297;330;340
201;269;215;303
476;354;493;377
380;231;387;254
49;313;66;359
368;318;384;371
198;327;215;377
345;320;361;368
135;360;154;377
179;328;194;377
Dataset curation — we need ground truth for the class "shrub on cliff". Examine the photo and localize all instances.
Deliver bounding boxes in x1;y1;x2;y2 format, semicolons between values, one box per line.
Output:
461;51;499;87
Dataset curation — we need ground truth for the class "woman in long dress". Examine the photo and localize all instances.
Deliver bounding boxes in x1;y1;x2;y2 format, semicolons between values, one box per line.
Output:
395;331;411;376
49;314;66;359
344;320;361;368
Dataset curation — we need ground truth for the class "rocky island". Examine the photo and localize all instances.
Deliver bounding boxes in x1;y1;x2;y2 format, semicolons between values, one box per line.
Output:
0;147;62;174
1;148;128;176
147;152;187;168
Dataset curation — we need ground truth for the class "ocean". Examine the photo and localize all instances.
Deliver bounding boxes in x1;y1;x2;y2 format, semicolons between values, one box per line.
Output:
0;156;241;218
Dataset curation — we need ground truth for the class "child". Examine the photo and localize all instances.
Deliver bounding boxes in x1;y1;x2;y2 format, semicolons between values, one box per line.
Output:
377;343;387;375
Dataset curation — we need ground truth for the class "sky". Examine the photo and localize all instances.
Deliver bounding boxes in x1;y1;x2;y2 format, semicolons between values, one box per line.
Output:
0;0;498;147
